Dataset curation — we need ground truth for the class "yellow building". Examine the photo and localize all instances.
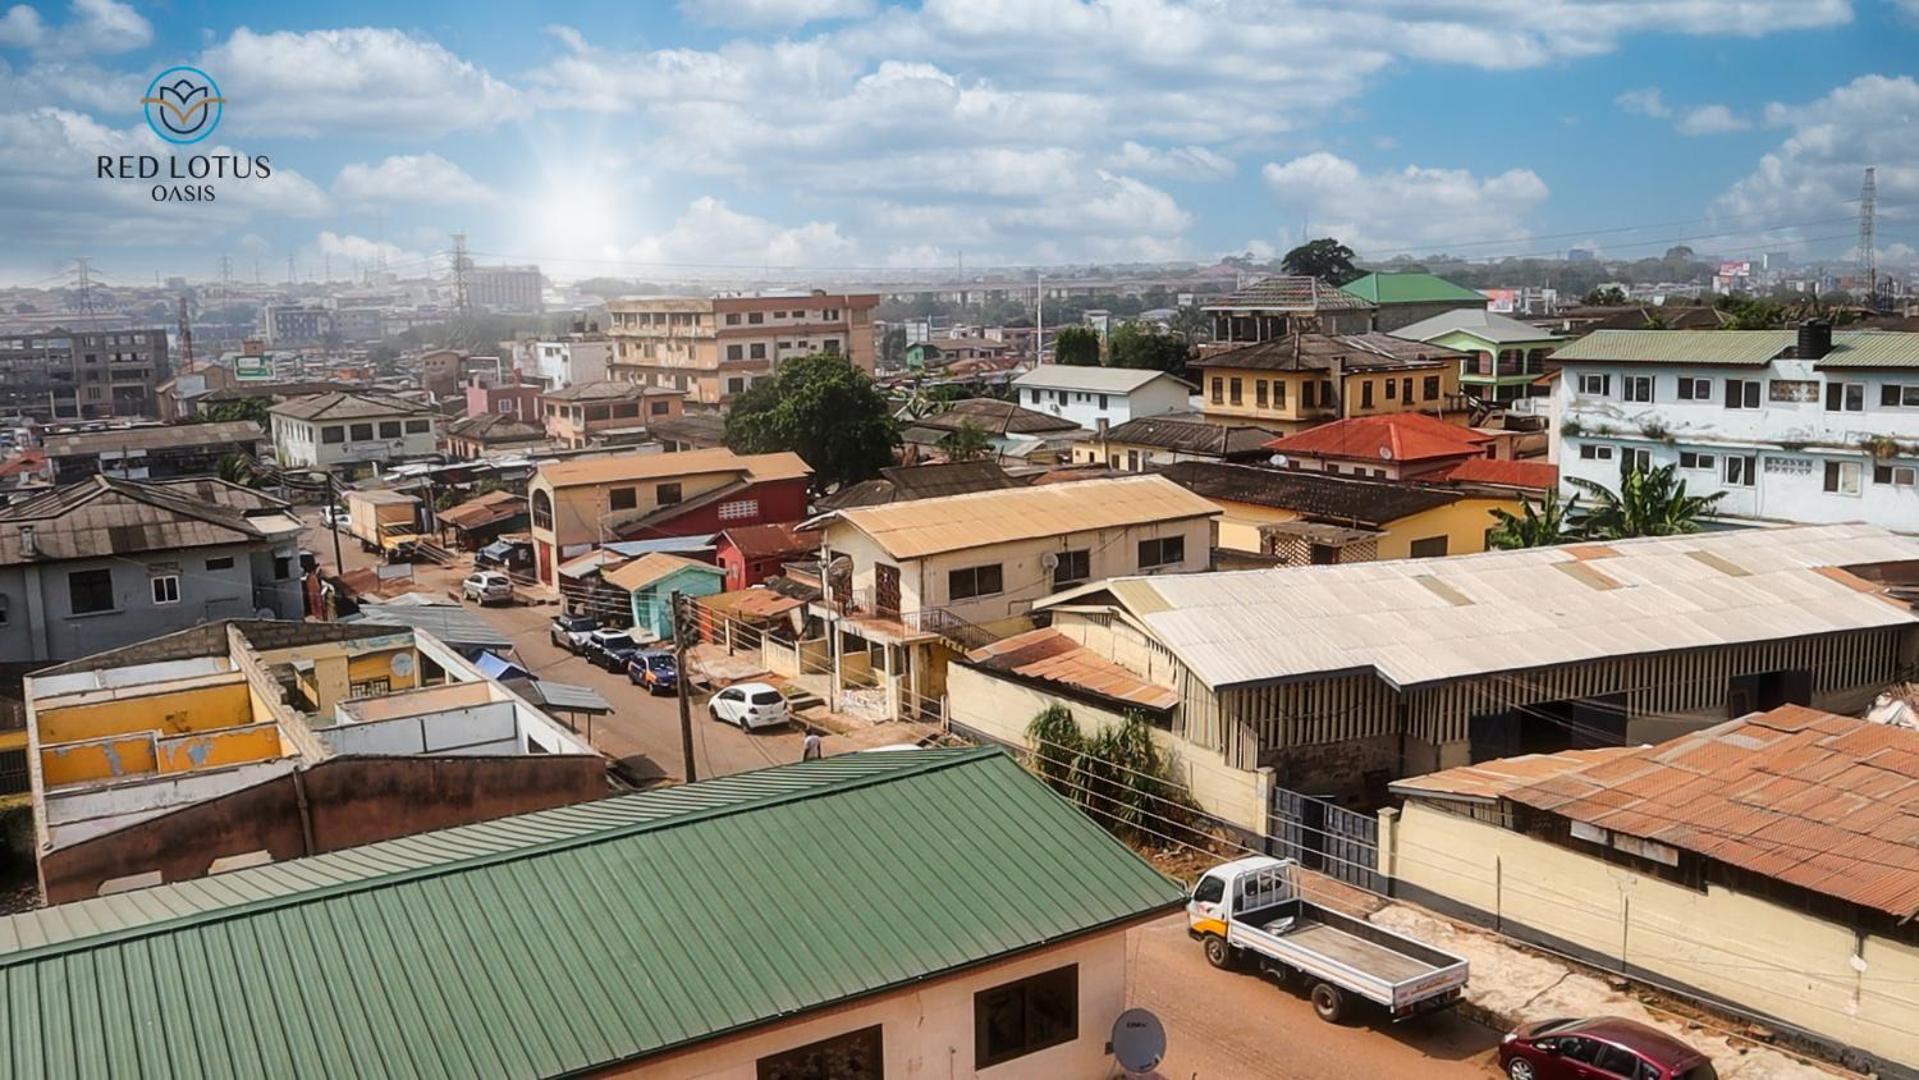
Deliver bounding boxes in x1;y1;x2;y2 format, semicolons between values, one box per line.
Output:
604;292;879;404
1191;331;1468;434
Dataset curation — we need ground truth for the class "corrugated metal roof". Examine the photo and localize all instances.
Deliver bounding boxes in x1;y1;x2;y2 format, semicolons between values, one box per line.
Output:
1501;705;1919;918
1814;331;1919;368
1549;330;1791;365
269;391;433;420
1202;275;1375;313
1392;308;1564;345
41;420;264;457
1390;748;1637;802
966;627;1180;712
603;551;722;593
1013;365;1193;393
535;448;809;490
1038;524;1919;690
814;474;1220;560
352;604;514;650
0;747;1182;1078
1339;272;1486;306
507;678;614;714
0;475;280;563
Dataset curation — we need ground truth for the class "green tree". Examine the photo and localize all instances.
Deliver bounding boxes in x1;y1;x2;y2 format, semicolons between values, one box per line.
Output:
725;353;898;492
1281;238;1359;284
1569;463;1725;539
1487;489;1581;549
880;326;907;368
1583;286;1628;306
196;398;272;427
1713;294;1787;330
1022;706;1197;844
1107;322;1192;375
1053;325;1102;367
941;421;994;463
216;453;257;488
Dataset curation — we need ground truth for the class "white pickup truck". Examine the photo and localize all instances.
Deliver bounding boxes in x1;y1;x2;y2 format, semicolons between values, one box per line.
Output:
1188;856;1469;1024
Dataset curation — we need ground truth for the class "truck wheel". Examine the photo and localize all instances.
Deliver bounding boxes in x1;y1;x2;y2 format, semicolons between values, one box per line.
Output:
1310;983;1346;1024
1202;934;1235;970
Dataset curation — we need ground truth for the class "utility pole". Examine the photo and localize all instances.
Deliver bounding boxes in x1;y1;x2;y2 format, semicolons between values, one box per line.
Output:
672;590;698;783
324;471;344;575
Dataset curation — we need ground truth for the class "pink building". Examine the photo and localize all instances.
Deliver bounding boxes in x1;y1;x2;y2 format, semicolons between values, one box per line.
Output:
465;375;542;423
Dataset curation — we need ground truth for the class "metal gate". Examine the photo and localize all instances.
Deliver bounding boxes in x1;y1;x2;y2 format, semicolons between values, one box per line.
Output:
1267;785;1382;894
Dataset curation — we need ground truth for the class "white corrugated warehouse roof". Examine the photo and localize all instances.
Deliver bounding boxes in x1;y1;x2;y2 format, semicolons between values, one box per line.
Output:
1037;524;1919;690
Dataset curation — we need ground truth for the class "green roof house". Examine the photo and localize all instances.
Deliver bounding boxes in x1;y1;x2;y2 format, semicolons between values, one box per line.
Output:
0;746;1185;1079
1393;308;1564;407
1339;272;1489;332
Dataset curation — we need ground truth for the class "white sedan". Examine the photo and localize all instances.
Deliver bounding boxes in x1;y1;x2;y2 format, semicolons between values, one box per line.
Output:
708;682;792;731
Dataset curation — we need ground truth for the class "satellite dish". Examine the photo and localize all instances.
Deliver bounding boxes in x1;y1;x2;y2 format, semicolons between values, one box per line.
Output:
1041;552;1060;570
1378;447;1394;460
390;653;415;678
1111;1008;1166;1074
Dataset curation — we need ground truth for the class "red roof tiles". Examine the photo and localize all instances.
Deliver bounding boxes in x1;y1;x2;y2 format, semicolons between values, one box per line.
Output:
1266;413;1488;464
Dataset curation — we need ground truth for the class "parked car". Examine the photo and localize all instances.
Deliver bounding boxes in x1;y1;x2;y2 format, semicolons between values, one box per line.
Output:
549;614;598;653
462;571;514;605
627;650;678;694
708;681;792;731
583;628;645;671
1500;1017;1716;1080
319;505;348;530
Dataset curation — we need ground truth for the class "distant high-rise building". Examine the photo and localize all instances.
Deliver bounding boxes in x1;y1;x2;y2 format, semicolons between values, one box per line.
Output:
1566;248;1595;263
465;265;544;314
0;327;170;420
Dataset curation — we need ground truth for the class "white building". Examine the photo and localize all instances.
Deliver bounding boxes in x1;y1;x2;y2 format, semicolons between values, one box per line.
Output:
527;338;610;389
1551;326;1919;527
1011;365;1194;432
269;391;442;471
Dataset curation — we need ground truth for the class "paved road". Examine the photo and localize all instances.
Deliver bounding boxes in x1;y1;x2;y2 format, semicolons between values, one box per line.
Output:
1133;914;1503;1079
303;514;804;784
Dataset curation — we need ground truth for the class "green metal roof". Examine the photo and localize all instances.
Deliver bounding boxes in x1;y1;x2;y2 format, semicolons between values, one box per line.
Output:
1339;272;1487;306
0;747;1183;1079
1549;329;1792;365
1814;331;1919;368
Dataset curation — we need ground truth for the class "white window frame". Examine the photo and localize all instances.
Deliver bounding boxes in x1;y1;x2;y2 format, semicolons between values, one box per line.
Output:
1676;376;1713;401
1678;450;1717;471
150;574;181;605
1725;455;1756;486
1621;447;1652;472
1578;443;1615;462
1622;375;1654;403
1824;460;1862;496
1577;373;1610;397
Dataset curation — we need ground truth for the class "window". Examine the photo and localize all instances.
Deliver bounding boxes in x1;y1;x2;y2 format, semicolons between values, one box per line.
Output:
1270;380;1286;409
948;563;1003;601
532;490;553;529
1423;375;1440;400
1591;1044;1644;1078
1579;443;1615;461
349;678;390;699
1228;378;1242;405
1097;394;1108;409
150;574;180;605
1409;536;1449;558
1874;463;1918;487
1053;549;1090;587
650;399;670;415
1578;373;1611;396
1301;380;1315;409
747;312;764;324
750;343;767;360
1723;379;1760;409
405;419;430;434
321;425;345;444
727;377;746;394
1824;460;1862;495
1385;378;1398;400
656;482;683;505
718;498;759;520
1137;535;1185;568
1679;450;1717;470
756;1025;882;1080
273;556;292;581
727;344;744;361
1255;380;1268;408
1126;450;1140;471
1210;378;1223;405
205;556;235;571
1029;389;1041;404
725;313;741;326
1401;377;1412;402
1622;375;1653;403
975;965;1077;1069
1192;875;1225;904
1880;384;1919;407
1725;455;1756;486
378;420;401;439
609;487;637;511
350;422;374;441
823;339;841;355
1825;382;1864;412
1622;447;1651;472
1360;381;1374;408
67;568;114;614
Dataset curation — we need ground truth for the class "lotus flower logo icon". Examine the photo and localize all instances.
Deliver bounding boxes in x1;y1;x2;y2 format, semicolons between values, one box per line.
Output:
142;67;224;145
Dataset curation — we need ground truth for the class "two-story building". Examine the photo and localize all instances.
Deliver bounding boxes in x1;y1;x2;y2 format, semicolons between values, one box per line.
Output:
1393;309;1564;407
1200;275;1377;360
799;475;1218;719
1192;331;1468;434
1338;271;1489;333
1552;324;1919;528
268;392;442;475
0;476;304;667
1072;415;1281;471
538;381;684;449
1011;366;1194;431
605;292;880;403
528;448;812;589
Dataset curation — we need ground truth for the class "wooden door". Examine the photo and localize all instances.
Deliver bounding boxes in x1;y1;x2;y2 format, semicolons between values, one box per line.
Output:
875;562;901;618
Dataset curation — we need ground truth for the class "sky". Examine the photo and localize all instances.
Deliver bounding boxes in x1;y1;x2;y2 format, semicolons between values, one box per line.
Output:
2;0;1917;288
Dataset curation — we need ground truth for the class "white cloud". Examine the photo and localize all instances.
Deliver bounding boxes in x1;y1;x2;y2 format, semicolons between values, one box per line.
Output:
1615;87;1670;118
333;154;494;204
1260;151;1547;255
314;230;430;272
1104;141;1235;180
1676;104;1751;135
679;0;875;29
0;5;42;47
1711;74;1919;252
201;27;525;137
617;197;859;270
0;0;148;53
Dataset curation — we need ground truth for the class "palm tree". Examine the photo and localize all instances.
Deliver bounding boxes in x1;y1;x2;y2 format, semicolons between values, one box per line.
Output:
216;453;257;488
1568;463;1725;539
942;421;994;463
1487;489;1581;549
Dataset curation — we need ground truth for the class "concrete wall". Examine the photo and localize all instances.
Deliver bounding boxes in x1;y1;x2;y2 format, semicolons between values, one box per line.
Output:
38;754;608;904
602;926;1134;1080
1382;800;1919;1074
1016;376;1190;431
317;701;521;756
0;542;275;663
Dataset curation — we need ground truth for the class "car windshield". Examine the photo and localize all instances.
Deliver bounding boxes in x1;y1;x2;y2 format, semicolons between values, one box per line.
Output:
749;690;783;705
648;655;673;670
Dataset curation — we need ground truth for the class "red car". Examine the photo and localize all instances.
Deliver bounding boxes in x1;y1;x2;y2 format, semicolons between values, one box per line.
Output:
1499;1017;1717;1080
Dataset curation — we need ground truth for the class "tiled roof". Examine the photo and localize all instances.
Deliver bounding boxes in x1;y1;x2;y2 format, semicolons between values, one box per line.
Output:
916;398;1082;435
268;391;433;420
1104;416;1281;457
1266;413;1489;463
535;448;809;489
1339;272;1487;306
1433;457;1559;491
0;748;1182;1078
1154;460;1461;525
1203;276;1376;313
1191;332;1462;373
1503;706;1919;918
965;627;1180;712
810;474;1219;560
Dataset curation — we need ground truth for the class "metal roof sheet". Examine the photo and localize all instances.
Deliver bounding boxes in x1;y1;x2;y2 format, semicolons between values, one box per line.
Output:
41;420;265;456
1202;275;1376;313
1012;365;1193;393
1339;272;1487;306
1548;330;1792;365
536;448;809;490
351;604;514;651
0;747;1183;1078
1813;331;1919;368
965;627;1180;712
1392;308;1564;345
814;474;1220;560
1038;524;1919;690
602;551;722;593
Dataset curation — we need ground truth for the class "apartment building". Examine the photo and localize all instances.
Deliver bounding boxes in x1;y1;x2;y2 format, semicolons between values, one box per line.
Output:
260;303;333;346
538;381;683;448
0;327;170;420
268;392;442;473
1192;331;1468;434
1011;365;1194;431
466;265;544;313
605;291;880;404
1552;324;1919;528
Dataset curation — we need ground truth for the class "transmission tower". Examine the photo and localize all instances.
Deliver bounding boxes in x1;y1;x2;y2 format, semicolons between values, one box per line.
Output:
71;258;100;325
286;254;296;285
1858;166;1877;307
449;232;471;344
177;295;195;373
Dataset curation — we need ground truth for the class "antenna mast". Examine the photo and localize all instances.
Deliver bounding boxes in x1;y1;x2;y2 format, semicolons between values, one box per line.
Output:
1859;166;1877;307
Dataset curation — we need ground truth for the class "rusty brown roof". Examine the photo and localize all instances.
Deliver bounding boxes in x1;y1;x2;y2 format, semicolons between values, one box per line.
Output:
1502;705;1919;918
965;627;1179;712
0;475;278;563
438;490;526;531
1202;276;1376;313
1390;748;1638;802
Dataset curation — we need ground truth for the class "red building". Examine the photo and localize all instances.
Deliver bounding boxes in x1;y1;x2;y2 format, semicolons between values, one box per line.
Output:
714;523;816;590
465;374;542;424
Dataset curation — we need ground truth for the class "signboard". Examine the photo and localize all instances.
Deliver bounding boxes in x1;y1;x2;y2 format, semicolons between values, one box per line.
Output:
1482;288;1517;313
234;353;273;381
